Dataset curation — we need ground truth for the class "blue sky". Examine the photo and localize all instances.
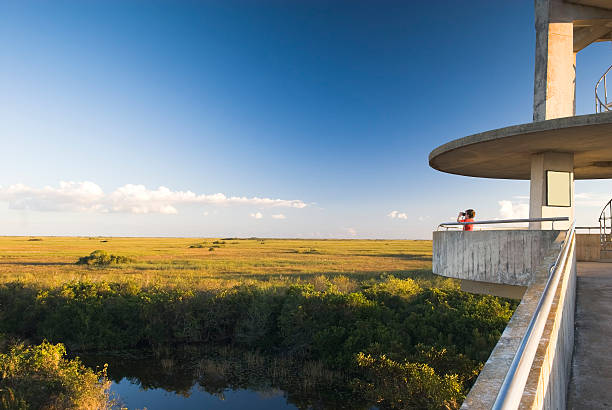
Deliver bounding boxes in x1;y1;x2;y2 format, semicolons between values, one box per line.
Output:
1;0;610;238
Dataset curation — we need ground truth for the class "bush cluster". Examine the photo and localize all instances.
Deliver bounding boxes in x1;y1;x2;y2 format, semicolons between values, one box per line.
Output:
0;278;516;408
76;250;132;266
0;340;111;409
355;353;461;409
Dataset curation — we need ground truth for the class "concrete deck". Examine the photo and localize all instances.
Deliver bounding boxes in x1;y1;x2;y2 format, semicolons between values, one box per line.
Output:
568;262;612;409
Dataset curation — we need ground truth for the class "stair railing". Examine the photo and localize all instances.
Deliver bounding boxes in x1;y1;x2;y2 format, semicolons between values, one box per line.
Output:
599;198;612;251
596;64;612;113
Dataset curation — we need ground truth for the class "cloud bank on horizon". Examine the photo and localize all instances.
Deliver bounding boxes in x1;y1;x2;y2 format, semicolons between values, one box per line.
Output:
0;181;307;215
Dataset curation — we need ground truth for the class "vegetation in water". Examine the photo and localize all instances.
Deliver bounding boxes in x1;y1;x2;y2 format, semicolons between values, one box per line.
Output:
0;339;111;410
82;346;361;409
0;278;515;408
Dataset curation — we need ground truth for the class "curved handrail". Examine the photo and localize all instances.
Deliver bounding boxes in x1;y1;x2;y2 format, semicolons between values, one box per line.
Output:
599;198;612;251
595;64;612;113
492;223;575;409
437;217;569;230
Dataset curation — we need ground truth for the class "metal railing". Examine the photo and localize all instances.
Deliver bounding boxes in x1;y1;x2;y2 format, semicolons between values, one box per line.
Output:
576;226;600;234
596;64;612;113
437;217;569;230
492;223;576;409
599;198;612;251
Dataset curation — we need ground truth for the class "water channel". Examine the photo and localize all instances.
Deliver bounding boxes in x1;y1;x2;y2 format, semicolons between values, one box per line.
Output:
111;379;297;410
80;348;376;410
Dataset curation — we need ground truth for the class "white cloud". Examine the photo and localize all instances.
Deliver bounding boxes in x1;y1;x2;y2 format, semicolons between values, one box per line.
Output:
271;214;286;219
250;212;263;219
498;200;529;219
388;210;408;220
0;181;106;213
575;192;611;207
0;181;307;215
346;227;357;236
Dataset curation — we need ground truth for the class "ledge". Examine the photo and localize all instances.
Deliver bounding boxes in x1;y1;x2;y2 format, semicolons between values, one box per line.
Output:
429;112;612;180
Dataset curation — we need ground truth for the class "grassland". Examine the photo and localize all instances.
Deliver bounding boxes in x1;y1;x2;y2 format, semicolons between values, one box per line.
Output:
0;236;440;289
0;236;515;409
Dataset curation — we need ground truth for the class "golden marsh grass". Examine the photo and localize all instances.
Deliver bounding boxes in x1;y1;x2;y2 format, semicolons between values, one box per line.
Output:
0;236;444;290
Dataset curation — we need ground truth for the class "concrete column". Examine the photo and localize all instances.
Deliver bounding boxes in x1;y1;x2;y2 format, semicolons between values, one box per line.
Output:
529;152;574;230
534;0;576;121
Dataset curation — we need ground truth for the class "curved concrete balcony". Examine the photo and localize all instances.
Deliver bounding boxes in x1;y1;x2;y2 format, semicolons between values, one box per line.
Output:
432;218;569;298
433;229;564;287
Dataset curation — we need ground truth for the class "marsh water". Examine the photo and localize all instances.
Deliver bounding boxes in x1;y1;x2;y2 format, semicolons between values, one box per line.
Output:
80;347;376;410
111;379;297;409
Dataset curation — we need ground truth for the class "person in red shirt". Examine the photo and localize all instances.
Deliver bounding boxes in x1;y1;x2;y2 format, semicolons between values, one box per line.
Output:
457;209;475;231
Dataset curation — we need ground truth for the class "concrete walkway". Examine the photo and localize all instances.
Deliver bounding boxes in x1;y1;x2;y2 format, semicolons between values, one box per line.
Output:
568;262;612;409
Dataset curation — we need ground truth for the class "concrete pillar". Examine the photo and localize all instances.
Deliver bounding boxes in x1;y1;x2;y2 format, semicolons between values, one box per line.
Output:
533;15;576;121
529;152;574;230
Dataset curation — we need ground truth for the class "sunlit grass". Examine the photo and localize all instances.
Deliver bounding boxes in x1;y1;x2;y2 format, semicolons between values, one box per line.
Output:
0;236;443;290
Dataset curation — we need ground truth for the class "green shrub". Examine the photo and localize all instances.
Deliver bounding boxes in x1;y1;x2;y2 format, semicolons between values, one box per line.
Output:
298;248;320;254
312;275;331;292
189;243;206;248
355;353;462;409
0;340;111;409
331;275;358;293
76;250;132;266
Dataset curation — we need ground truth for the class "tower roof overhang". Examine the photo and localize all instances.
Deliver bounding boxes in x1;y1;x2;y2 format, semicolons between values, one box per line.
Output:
566;0;612;11
429;112;612;180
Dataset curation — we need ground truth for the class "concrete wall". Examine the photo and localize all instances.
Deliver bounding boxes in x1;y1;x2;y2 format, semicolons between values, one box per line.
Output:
576;233;599;261
521;245;576;409
462;235;576;410
432;230;562;286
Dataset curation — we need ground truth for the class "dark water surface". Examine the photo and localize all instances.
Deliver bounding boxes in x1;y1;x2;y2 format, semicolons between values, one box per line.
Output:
80;348;374;410
111;378;297;409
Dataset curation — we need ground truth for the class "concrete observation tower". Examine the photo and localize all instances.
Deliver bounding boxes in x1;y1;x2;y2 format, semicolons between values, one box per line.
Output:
431;0;612;229
430;0;612;296
429;1;612;408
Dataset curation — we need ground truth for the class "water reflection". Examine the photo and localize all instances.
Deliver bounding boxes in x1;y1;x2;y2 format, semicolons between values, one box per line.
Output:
112;380;297;410
80;347;375;410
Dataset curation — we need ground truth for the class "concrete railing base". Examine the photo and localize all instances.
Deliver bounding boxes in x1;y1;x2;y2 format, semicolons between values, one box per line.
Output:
433;230;563;286
461;236;577;409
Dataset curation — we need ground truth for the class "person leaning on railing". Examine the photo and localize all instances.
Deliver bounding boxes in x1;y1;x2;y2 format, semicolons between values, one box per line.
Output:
457;209;475;231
